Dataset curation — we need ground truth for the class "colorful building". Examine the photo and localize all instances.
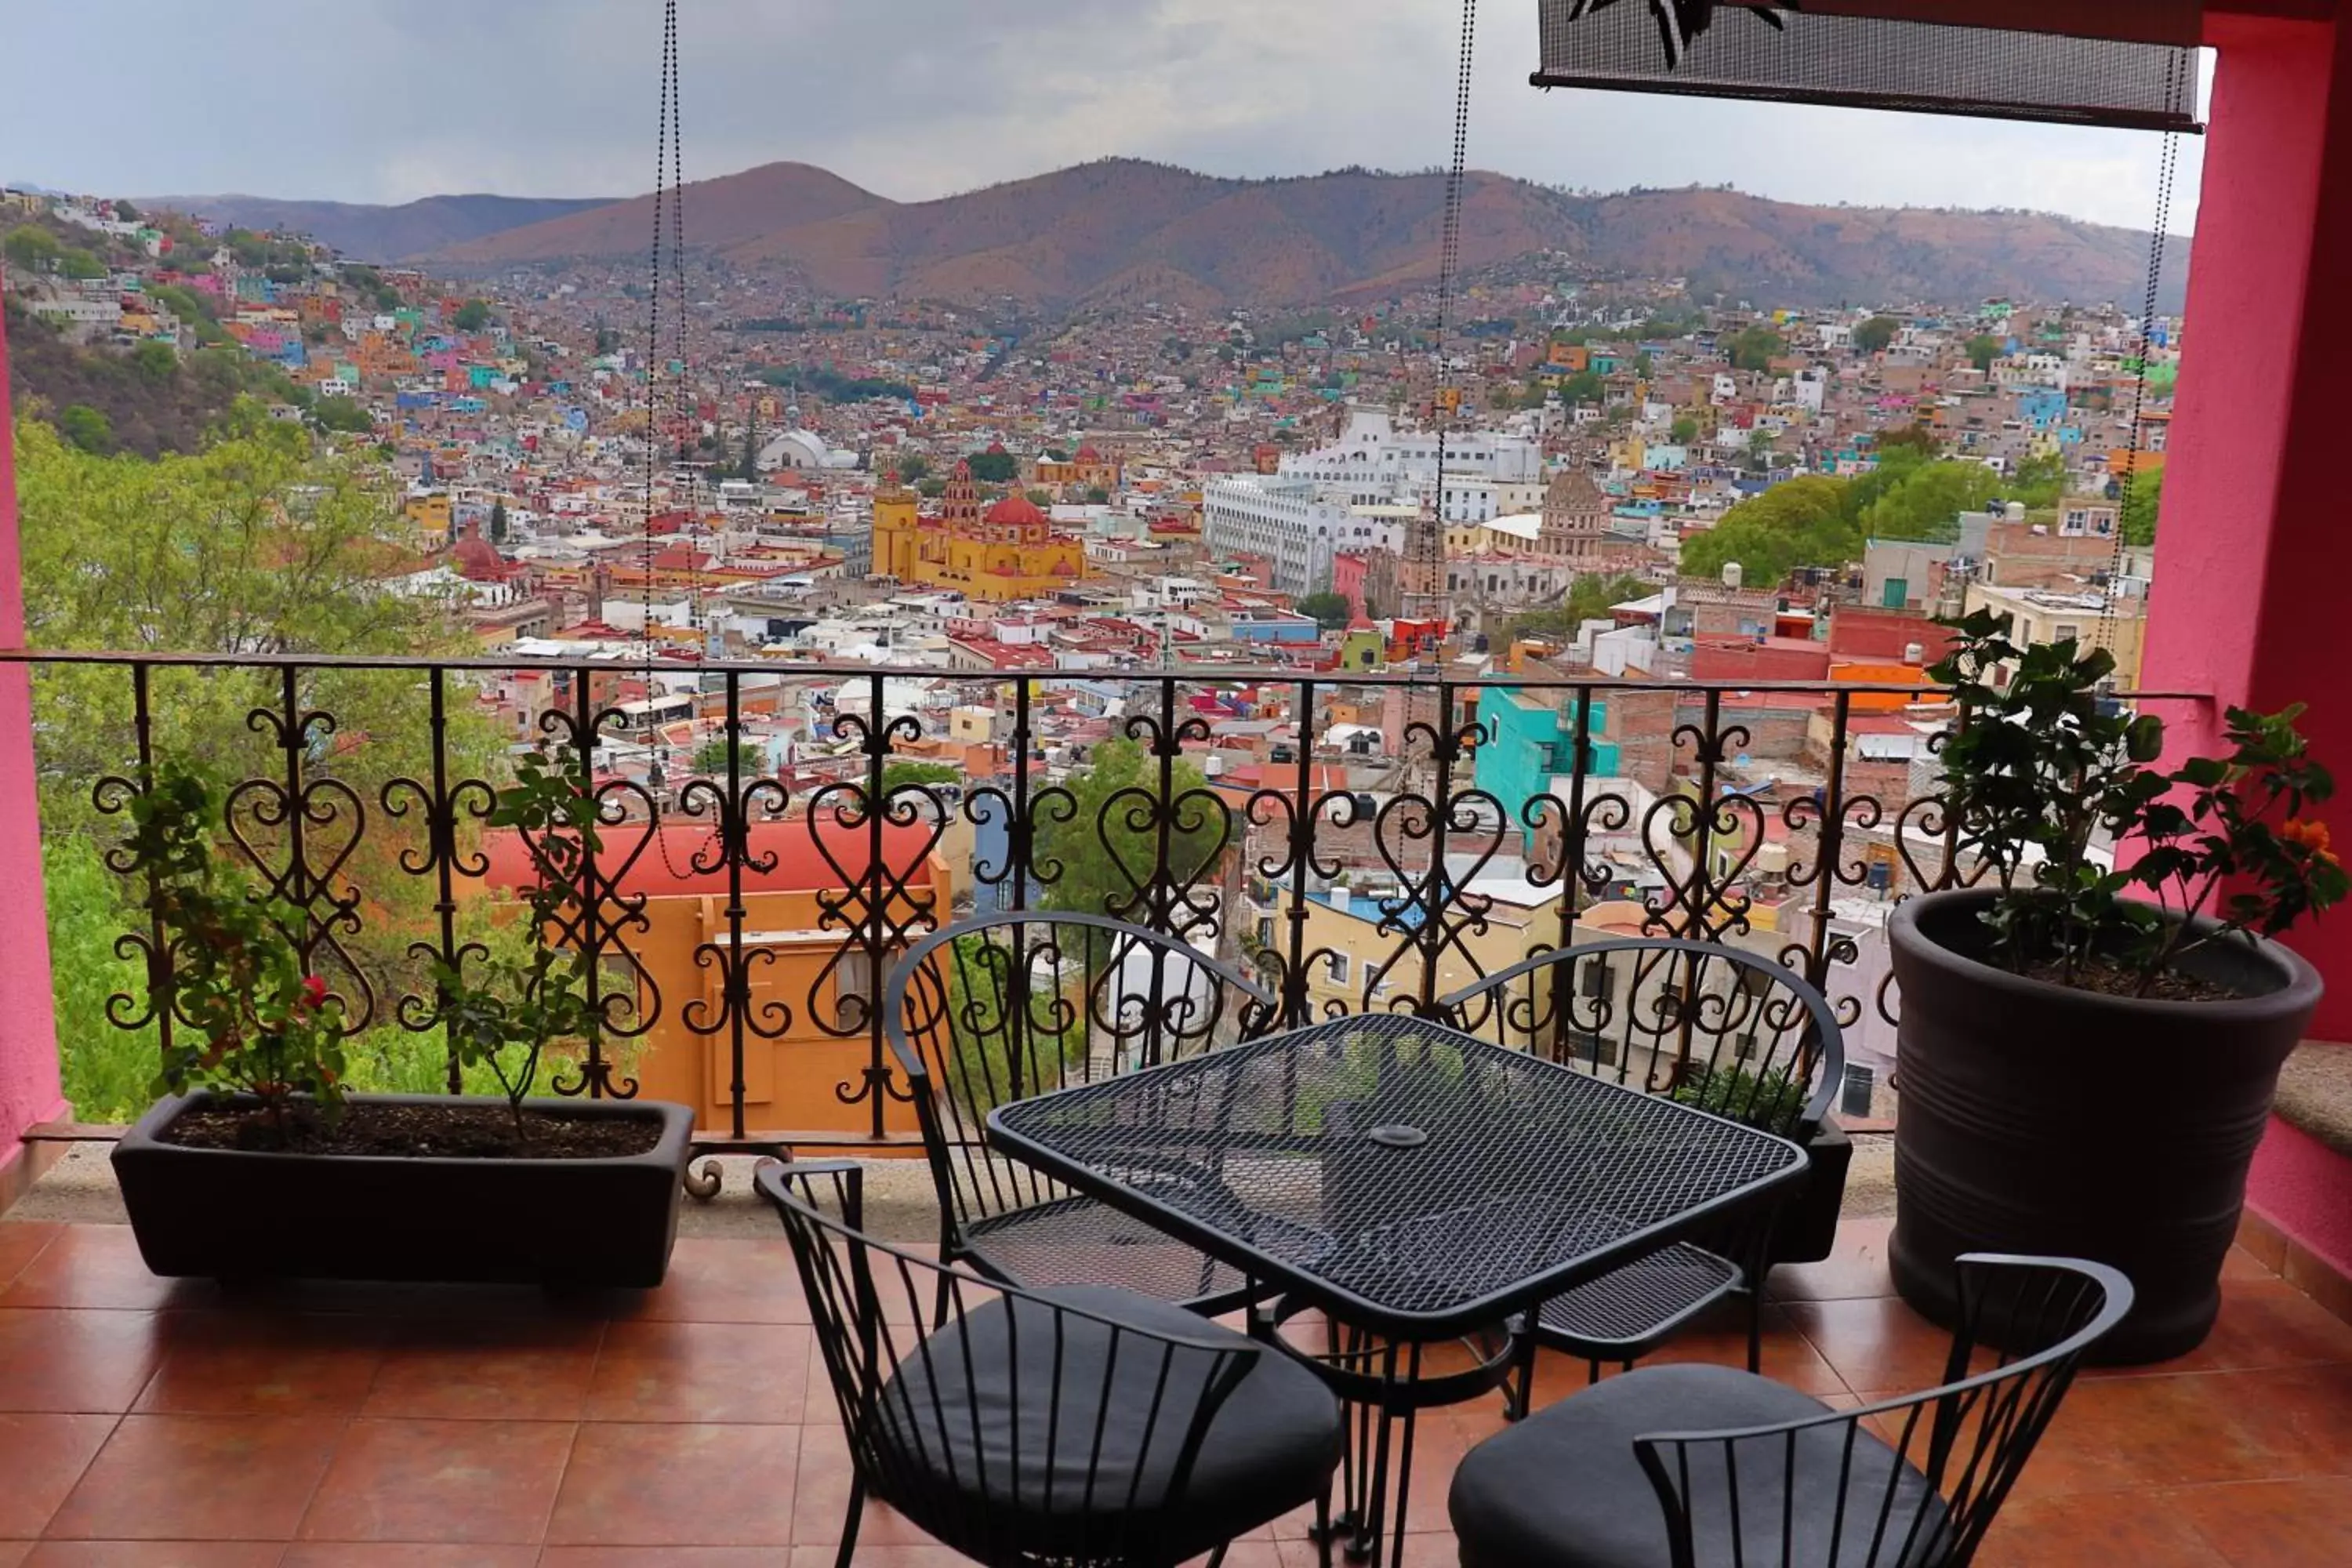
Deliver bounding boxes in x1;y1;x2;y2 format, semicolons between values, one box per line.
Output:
872;461;1094;601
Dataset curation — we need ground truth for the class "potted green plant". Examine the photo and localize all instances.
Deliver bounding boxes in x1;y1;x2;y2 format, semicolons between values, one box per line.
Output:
1890;612;2345;1361
111;755;693;1287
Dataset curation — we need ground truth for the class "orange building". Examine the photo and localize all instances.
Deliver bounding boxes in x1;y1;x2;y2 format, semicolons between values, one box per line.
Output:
872;462;1093;600
482;816;956;1138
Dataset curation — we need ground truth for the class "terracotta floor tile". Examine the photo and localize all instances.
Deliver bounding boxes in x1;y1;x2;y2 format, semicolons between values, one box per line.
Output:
18;1545;286;1566
787;1425;948;1552
2084;1279;2352;1379
0;1311;167;1414
136;1315;392;1417
2220;1363;2352;1473
583;1320;810;1425
619;1240;809;1326
2169;1475;2352;1566
0;1224;57;1292
0;1544;26;1568
360;1319;602;1421
546;1423;800;1547
281;1549;536;1567
45;1415;344;1541
1780;1295;1965;1395
296;1418;574;1545
1767;1217;1896;1302
549;1552;811;1567
2220;1245;2280;1282
1971;1489;2232;1568
0;1230;213;1313
0;1414;118;1537
2002;1371;2334;1500
784;1550;971;1568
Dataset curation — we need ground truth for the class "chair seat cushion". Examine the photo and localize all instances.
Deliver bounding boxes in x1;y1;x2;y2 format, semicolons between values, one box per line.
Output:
878;1283;1343;1562
1450;1363;1948;1568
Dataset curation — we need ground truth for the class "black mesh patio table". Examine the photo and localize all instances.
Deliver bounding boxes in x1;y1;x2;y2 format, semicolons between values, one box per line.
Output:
987;1010;1809;1564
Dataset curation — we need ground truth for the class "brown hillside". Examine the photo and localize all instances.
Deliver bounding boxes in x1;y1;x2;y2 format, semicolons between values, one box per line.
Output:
442;162;884;263
431;157;2186;310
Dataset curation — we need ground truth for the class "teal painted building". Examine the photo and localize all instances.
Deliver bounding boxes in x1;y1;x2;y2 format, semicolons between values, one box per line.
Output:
1477;688;1622;851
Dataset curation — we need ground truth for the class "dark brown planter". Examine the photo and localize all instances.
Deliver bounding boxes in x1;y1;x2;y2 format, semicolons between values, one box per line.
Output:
1888;889;2320;1363
113;1091;695;1288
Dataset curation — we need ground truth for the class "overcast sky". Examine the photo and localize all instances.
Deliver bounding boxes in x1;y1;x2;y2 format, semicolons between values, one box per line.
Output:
4;1;2205;233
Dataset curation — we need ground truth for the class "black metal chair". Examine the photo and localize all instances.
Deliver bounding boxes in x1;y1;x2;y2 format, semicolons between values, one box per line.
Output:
1448;1253;2131;1567
884;909;1287;1318
757;1160;1343;1568
1434;938;1844;1404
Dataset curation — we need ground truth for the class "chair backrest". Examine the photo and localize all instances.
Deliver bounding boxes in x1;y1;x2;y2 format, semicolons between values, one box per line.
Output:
884;910;1283;1232
757;1160;1261;1566
1632;1254;2133;1568
1434;937;1844;1138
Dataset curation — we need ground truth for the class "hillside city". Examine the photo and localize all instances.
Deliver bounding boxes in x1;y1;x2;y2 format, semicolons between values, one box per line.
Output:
0;170;2176;1076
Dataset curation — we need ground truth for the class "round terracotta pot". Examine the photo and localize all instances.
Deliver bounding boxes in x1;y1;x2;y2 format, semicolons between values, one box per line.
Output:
1888;888;2321;1364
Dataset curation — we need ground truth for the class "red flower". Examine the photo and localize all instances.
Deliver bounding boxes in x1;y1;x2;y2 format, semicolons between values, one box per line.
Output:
299;975;328;1011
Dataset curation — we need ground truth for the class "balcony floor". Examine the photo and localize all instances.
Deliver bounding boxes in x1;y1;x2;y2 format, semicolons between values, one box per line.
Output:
0;1216;2347;1566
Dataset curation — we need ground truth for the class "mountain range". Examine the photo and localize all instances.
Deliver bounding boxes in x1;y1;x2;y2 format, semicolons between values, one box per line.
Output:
169;159;2193;312
140;193;615;263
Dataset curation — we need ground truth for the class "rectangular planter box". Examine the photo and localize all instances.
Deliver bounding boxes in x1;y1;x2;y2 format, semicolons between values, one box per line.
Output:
113;1091;695;1289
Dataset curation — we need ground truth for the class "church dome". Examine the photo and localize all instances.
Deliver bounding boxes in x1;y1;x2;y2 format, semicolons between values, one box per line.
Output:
452;531;504;580
984;493;1049;527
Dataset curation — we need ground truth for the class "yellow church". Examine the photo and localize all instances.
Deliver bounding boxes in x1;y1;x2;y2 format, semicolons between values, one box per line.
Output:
873;460;1094;601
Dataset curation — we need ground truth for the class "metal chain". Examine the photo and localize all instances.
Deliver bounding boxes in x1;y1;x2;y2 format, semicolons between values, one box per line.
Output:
1425;0;1478;622
2102;48;2182;652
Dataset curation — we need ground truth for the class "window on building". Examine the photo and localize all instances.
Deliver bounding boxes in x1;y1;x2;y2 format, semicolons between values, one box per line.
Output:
2053;623;2081;643
1329;951;1351;985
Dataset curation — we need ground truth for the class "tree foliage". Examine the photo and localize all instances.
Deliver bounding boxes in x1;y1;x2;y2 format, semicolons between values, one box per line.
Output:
1857;460;2005;544
311;395;373;434
1966;335;2006;373
1669;416;1699;445
1853;316;1900;354
452;299;491;332
3;224;60;270
1036;738;1222;924
57;404;113;454
1727;325;1787;372
1682;477;1853;586
2120;467;2164;546
964;448;1019;484
1504;573;1651;644
1297;590;1352;630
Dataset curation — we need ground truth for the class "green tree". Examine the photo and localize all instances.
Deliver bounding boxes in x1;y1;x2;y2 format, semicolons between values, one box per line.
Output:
311;395;373;434
1858;460;2005;544
593;325;622;357
881;760;964;794
1877;424;1941;459
2011;451;2068;509
691;737;765;777
1853;316;1900;355
1083;485;1112;505
1504;573;1651;644
1559;368;1605;405
15;413;499;1080
488;499;509;544
452;299;492;332
1669;416;1700;445
2121;467;2165;546
372;284;401;312
112;200;140;223
1036;737;1222;926
1635;350;1655;378
58;249;106;281
57;404;114;454
1297;590;1352;630
916;477;947;499
3;224;60;271
965;448;1018;484
129;340;177;382
1728;325;1788;372
895;453;931;484
1682;477;1857;586
1966;335;2006;373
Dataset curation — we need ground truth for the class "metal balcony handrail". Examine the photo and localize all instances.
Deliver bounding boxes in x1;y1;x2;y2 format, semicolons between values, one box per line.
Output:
0;647;2201;1171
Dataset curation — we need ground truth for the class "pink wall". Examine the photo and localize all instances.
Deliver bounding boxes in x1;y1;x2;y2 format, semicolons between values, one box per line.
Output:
0;279;67;1189
2142;13;2352;1037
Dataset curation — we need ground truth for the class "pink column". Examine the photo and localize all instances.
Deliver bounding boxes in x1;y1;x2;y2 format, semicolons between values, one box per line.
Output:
0;278;67;1203
2144;11;2352;1038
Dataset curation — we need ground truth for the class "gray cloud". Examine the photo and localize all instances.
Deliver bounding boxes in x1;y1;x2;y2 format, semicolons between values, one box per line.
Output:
5;1;2201;234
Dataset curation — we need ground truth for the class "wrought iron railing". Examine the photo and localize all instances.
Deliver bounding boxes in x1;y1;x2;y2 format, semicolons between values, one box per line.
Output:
9;650;2167;1163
